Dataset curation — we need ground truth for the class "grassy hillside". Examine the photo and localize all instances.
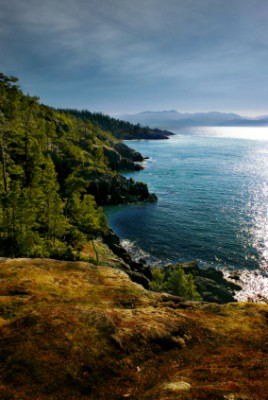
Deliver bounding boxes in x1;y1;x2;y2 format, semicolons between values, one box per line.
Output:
0;256;267;400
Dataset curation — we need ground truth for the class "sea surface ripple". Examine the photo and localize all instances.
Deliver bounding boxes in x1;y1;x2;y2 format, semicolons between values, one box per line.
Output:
105;127;268;301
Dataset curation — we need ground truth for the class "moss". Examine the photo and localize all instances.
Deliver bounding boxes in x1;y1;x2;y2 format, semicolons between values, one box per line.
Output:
0;258;268;399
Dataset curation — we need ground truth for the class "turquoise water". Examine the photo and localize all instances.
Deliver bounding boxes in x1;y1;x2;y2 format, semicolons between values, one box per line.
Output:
105;127;268;299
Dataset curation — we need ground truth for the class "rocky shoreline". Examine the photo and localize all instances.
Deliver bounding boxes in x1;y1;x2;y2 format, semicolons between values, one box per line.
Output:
102;229;152;289
88;173;157;205
101;228;241;303
92;140;241;303
180;261;241;303
121;128;174;140
88;141;157;205
104;142;145;171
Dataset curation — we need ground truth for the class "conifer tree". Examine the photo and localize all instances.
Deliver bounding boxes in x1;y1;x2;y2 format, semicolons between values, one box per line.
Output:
38;155;67;250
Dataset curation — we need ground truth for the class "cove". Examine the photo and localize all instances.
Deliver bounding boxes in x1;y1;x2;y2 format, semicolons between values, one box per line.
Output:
104;127;268;298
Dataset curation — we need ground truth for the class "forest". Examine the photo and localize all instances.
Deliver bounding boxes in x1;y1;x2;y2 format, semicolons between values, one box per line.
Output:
0;72;153;259
64;109;173;139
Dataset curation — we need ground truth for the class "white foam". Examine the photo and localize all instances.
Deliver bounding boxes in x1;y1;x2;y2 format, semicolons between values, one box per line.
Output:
121;240;268;303
120;239;165;266
224;268;268;303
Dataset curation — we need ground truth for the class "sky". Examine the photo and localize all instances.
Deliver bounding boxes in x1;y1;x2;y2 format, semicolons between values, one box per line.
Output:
1;0;268;115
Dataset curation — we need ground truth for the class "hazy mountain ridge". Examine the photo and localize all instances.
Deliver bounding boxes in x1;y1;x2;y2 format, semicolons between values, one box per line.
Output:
220;117;268;126
119;110;268;128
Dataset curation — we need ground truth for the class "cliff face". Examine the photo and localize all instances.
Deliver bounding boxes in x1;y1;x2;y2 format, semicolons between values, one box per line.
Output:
88;173;157;205
1;257;268;400
103;142;145;172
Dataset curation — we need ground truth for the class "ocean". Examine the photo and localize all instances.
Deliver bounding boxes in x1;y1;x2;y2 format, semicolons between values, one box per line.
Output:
104;127;268;301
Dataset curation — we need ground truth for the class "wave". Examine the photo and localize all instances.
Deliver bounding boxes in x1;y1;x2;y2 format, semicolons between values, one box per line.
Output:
224;268;268;303
120;239;168;266
121;239;268;303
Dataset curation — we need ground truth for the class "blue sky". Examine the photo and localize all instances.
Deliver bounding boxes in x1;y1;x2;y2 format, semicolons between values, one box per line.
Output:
1;0;268;115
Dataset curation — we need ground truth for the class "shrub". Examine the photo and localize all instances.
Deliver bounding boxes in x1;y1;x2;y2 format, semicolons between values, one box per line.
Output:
150;264;202;300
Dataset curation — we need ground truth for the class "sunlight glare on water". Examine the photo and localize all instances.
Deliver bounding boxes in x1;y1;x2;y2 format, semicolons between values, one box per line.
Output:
189;126;268;141
105;126;268;300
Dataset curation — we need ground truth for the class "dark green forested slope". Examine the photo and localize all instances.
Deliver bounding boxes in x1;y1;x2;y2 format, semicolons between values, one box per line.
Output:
0;73;155;259
63;108;173;139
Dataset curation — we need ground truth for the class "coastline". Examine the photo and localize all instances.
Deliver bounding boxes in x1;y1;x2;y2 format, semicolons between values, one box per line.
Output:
102;142;241;304
105;137;268;304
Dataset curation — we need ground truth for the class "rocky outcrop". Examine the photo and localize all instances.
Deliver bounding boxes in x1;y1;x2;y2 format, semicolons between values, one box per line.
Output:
103;141;148;171
88;142;156;286
103;146;144;171
1;258;268;400
113;142;144;162
102;229;152;288
180;261;241;303
88;173;157;205
122;128;174;140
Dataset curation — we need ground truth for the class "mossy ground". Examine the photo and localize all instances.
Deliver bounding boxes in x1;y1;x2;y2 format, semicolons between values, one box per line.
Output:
0;257;267;400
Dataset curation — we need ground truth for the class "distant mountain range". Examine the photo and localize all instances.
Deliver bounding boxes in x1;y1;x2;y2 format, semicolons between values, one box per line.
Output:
118;110;268;129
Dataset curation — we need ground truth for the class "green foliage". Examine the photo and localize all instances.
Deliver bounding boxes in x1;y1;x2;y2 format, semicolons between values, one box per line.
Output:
62;108;167;140
150;268;165;292
150;265;202;301
0;73;114;258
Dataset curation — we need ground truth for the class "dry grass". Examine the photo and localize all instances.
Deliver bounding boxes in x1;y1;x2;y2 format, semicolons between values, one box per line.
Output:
0;258;267;399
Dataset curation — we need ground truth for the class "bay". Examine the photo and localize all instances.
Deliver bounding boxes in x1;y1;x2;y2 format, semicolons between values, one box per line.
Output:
104;127;268;300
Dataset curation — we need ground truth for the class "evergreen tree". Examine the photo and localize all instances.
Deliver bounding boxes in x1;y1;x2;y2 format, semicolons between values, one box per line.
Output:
165;265;202;300
38;155;67;249
150;264;202;301
0;72;139;260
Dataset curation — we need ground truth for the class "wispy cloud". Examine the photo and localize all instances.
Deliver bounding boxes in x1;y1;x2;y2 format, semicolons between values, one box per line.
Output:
1;0;268;113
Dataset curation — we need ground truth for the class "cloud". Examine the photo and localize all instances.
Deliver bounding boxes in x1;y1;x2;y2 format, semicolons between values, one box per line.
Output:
1;0;268;113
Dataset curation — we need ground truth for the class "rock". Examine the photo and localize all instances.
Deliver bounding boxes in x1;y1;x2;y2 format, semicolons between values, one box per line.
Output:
194;276;235;303
146;193;158;203
172;336;186;348
103;146;143;171
103;141;146;171
113;142;144;162
102;229;152;288
180;260;200;273
122;128;174;140
128;271;150;289
88;173;157;205
224;394;252;400
227;272;241;281
163;381;191;391
180;263;241;303
138;258;147;265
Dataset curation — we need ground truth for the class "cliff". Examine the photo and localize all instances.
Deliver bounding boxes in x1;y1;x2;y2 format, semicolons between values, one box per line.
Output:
1;256;267;400
88;173;157;205
0;72;157;260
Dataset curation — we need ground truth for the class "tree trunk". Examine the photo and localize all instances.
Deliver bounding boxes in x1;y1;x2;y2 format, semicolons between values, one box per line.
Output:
92;240;99;264
0;132;8;192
